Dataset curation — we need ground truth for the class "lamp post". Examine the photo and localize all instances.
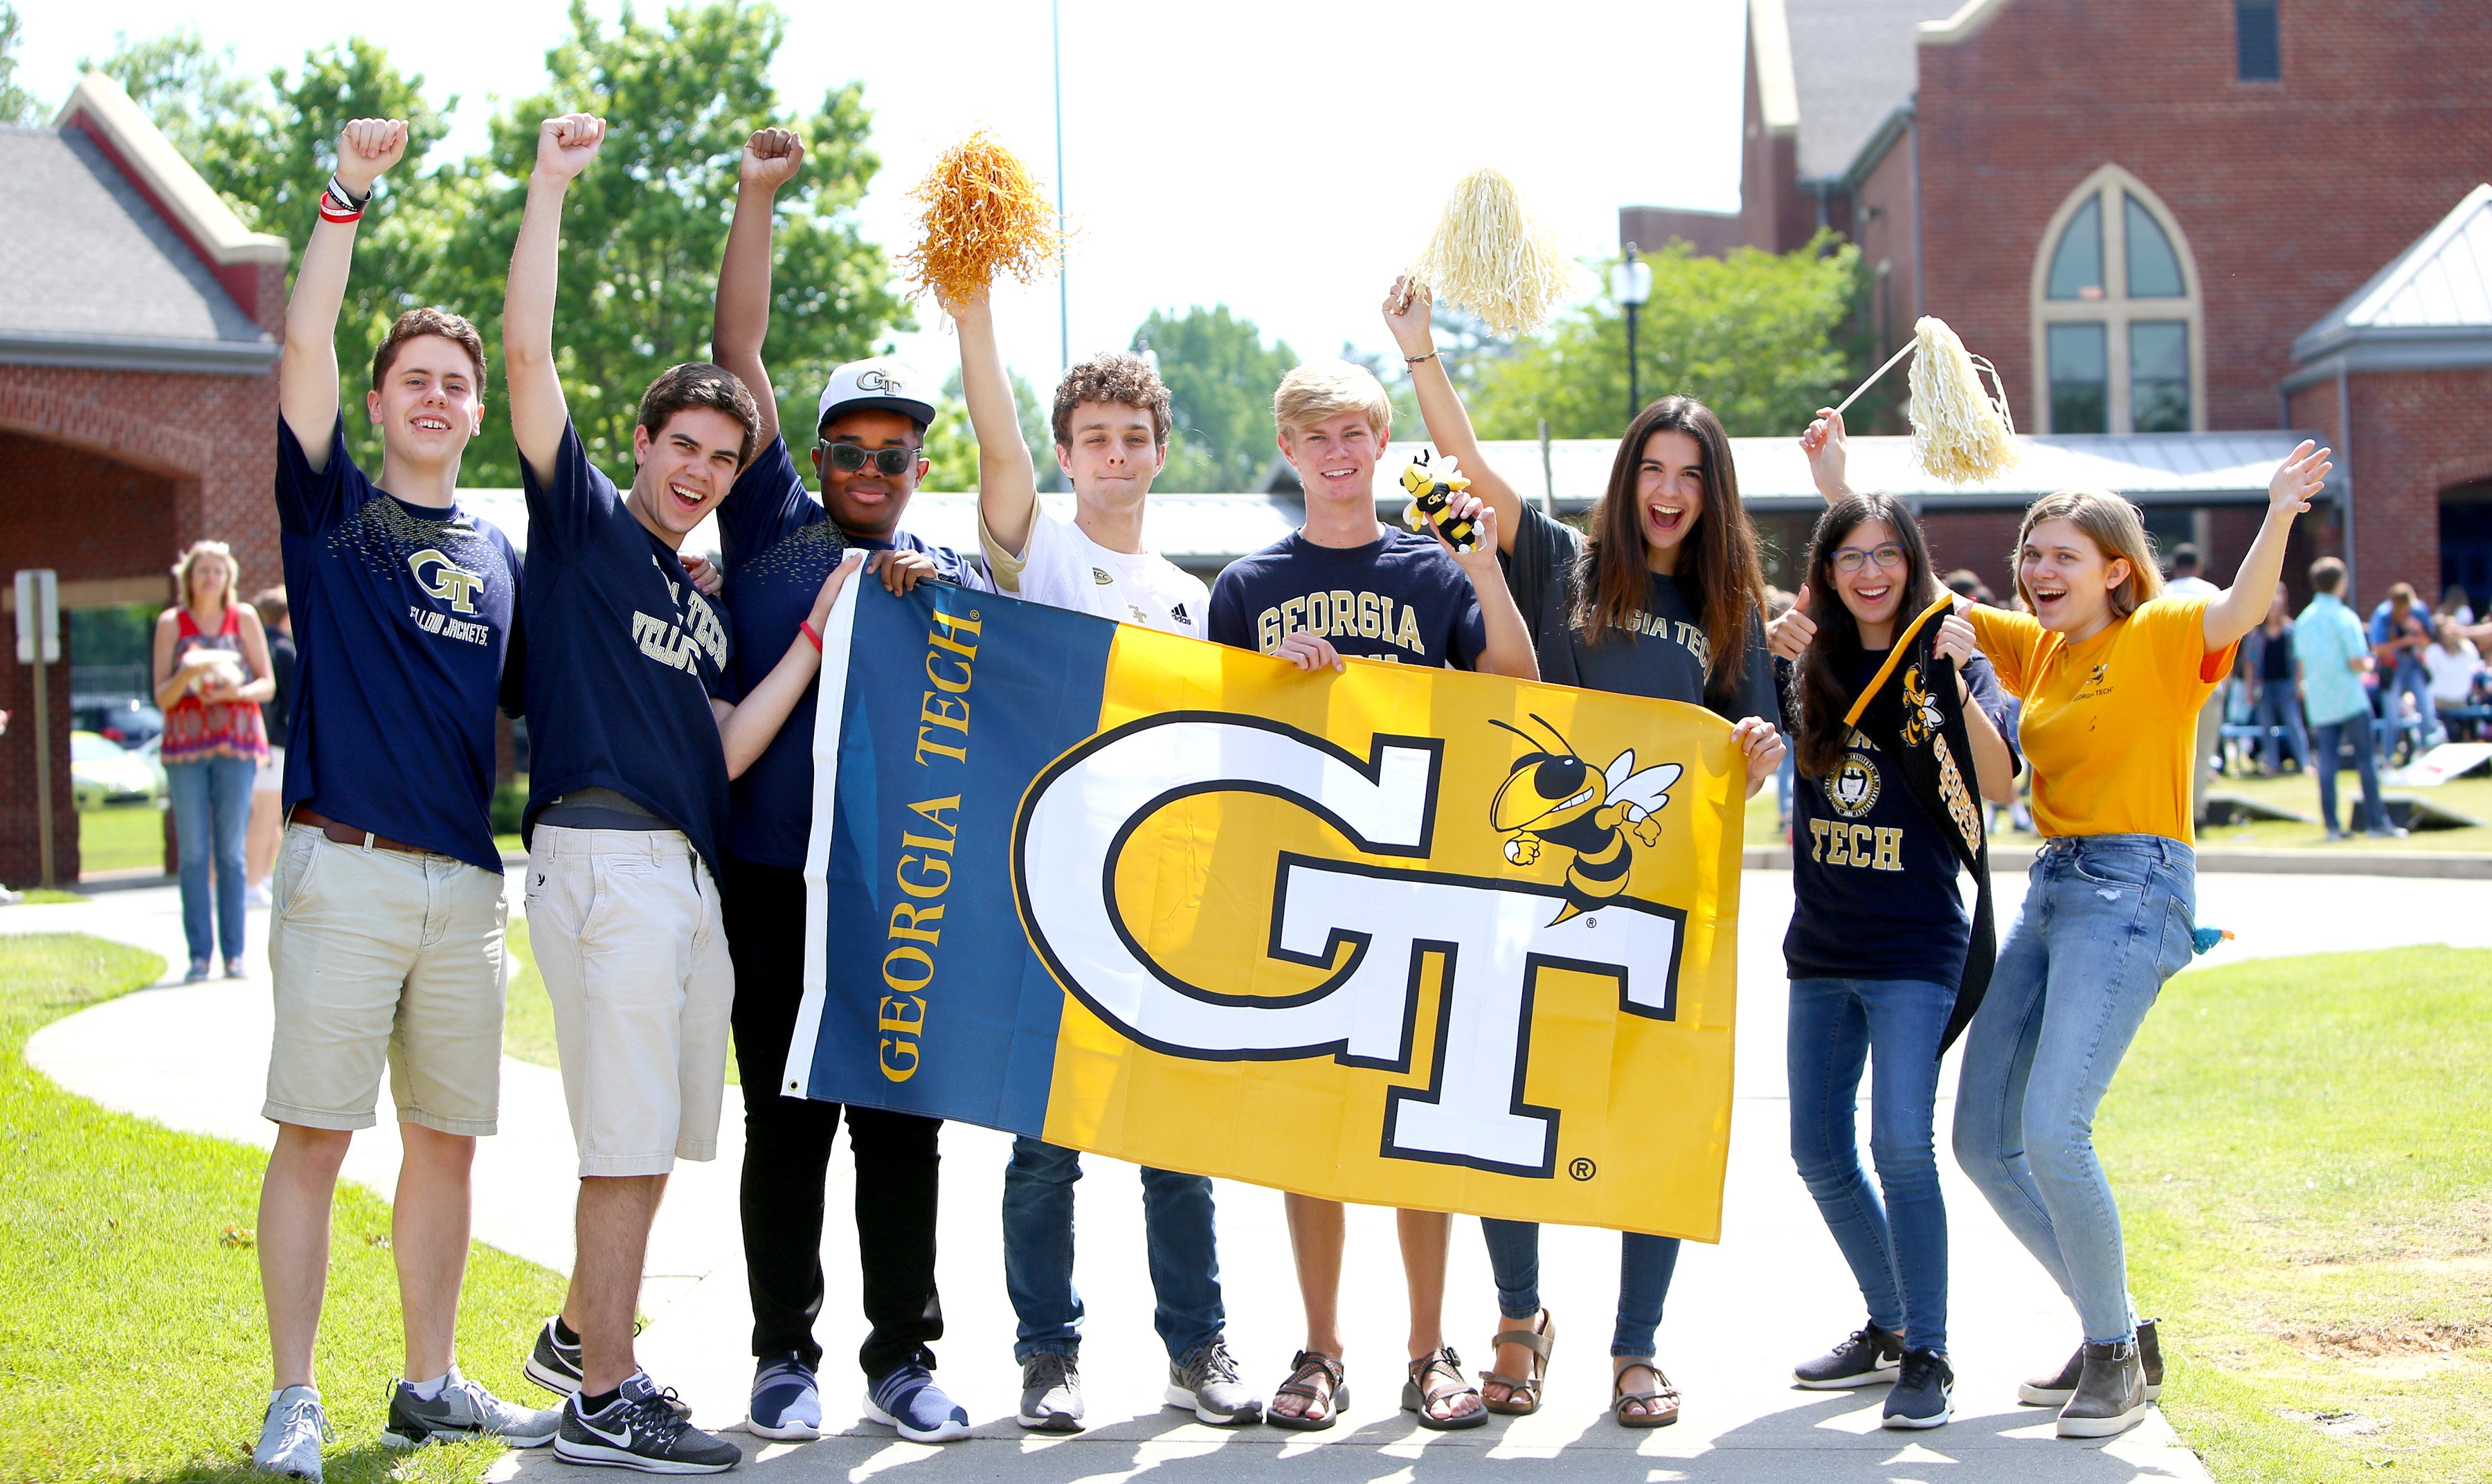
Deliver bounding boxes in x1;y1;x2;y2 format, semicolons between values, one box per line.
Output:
1051;0;1069;370
1610;242;1652;424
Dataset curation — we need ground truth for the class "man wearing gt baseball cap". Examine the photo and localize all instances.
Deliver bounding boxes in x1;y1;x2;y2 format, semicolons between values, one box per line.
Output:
704;126;992;1447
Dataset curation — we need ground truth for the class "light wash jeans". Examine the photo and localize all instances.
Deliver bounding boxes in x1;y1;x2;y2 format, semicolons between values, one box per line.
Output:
166;754;255;966
1788;976;1953;1354
1001;1137;1225;1364
1480;1219;1679;1358
1952;834;2196;1345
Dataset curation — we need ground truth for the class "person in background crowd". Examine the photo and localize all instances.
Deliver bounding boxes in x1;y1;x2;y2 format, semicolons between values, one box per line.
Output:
2299;559;2403;840
1766;586;1799;837
2160;547;2221;823
2422;615;2484;738
2241;588;2309;777
1944;570;1998;607
153;539;273;982
244;586;298;906
2369;582;2444;754
2435;582;2475;628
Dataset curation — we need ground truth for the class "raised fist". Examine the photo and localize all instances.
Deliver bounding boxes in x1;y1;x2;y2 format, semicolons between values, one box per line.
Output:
334;118;409;194
741;127;804;190
535;114;607;181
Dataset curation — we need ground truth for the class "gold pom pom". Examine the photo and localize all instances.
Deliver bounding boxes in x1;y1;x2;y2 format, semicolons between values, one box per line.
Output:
1409;168;1574;338
898;131;1062;305
1906;316;2019;485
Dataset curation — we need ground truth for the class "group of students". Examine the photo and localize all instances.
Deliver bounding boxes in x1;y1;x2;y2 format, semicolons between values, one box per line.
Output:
240;114;2330;1480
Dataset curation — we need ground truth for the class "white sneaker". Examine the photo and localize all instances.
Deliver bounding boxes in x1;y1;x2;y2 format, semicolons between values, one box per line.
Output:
247;880;274;908
253;1385;332;1481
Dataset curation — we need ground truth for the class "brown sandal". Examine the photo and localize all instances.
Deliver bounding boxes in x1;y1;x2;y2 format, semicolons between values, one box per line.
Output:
1613;1356;1681;1429
1480;1307;1557;1415
1270;1349;1348;1431
1402;1346;1488;1430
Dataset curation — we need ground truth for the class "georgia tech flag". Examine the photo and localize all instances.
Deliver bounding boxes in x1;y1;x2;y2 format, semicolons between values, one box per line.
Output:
787;580;1746;1240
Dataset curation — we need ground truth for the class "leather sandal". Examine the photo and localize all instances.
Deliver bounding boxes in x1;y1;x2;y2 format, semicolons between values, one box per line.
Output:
1402;1346;1488;1430
1612;1355;1681;1429
1480;1307;1556;1416
1269;1349;1347;1431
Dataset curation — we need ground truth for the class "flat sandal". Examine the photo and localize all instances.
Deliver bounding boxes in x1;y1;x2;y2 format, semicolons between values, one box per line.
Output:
1613;1356;1681;1429
1269;1349;1346;1431
1402;1346;1488;1430
1480;1307;1556;1416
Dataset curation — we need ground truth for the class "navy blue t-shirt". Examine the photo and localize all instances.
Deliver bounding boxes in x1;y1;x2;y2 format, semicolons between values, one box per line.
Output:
274;416;521;872
718;435;989;871
1208;528;1487;667
1781;648;2016;986
519;422;738;874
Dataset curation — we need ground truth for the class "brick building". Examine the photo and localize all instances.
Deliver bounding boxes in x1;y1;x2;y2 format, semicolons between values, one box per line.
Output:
1;73;285;887
1630;0;2492;607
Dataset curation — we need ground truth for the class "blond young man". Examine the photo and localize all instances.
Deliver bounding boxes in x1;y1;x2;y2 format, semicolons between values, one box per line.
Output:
950;291;1257;1430
256;118;547;1481
1204;360;1535;1430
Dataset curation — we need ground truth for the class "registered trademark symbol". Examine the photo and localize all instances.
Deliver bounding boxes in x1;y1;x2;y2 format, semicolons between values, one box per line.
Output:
1568;1157;1596;1181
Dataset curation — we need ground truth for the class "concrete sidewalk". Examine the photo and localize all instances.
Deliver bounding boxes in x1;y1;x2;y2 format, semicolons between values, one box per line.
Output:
18;870;2488;1480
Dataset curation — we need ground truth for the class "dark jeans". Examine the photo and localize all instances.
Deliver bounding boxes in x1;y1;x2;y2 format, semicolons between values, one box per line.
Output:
1479;1218;1679;1357
167;754;253;965
1002;1137;1225;1364
2311;714;2385;831
1787;976;1952;1353
2250;687;2309;772
724;858;943;1381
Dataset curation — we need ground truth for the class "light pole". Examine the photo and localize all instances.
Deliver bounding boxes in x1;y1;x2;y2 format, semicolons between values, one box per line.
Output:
1051;0;1069;370
1609;242;1652;424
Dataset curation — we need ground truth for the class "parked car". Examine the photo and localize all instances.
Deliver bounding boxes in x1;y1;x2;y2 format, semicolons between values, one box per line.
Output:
73;697;165;748
71;730;161;808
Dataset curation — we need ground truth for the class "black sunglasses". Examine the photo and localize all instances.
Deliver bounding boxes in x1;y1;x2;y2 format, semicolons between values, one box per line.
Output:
818;440;919;477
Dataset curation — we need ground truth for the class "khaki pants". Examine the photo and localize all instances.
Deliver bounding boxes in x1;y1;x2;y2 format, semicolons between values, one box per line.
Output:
264;824;509;1134
524;824;734;1177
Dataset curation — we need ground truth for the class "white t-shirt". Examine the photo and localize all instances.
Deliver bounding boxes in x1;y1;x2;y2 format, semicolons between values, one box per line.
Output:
980;489;1209;639
2421;640;2482;705
2165;574;2219;600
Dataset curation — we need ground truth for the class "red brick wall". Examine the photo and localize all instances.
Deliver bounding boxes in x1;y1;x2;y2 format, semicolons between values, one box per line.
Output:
1920;509;2028;601
1913;0;2492;433
2291;368;2492;611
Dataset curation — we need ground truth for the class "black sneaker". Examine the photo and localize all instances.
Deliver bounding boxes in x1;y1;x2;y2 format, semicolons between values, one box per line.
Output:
527;1316;692;1420
1793;1322;1904;1388
2019;1317;2162;1405
1881;1349;1953;1429
554;1373;741;1474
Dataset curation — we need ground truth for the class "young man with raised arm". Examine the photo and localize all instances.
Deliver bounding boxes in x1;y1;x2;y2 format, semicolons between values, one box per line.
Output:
949;287;1258;1431
1205;358;1536;1432
704;126;982;1447
504;114;860;1475
252;118;550;1483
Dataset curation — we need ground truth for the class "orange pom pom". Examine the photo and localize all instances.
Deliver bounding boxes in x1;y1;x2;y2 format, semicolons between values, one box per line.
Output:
899;131;1062;305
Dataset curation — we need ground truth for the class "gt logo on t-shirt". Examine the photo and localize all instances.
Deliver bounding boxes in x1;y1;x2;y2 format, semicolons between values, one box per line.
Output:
408;548;485;614
633;568;728;678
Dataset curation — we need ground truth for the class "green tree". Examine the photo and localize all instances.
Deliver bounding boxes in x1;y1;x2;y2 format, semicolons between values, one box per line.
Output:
0;2;42;123
436;0;901;485
1468;234;1870;441
922;367;1051;492
1136;306;1296;493
83;30;273;176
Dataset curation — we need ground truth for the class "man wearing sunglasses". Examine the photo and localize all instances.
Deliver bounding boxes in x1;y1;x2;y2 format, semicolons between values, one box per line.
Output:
706;126;991;1448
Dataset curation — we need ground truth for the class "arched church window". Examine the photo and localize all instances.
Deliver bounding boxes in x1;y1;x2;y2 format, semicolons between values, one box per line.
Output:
2032;168;2205;434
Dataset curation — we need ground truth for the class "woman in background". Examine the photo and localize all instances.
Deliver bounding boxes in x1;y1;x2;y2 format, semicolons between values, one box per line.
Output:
152;540;272;981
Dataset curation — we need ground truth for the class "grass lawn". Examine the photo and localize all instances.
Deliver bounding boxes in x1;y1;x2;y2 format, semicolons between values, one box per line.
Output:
0;934;567;1483
503;916;739;1085
2109;947;2491;1482
79;802;168;876
4;889;88;906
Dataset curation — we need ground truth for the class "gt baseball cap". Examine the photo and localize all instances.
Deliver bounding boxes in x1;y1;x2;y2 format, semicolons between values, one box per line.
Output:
817;357;937;433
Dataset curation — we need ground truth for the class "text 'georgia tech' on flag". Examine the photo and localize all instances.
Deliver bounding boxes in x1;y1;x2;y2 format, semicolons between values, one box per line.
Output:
788;580;1746;1241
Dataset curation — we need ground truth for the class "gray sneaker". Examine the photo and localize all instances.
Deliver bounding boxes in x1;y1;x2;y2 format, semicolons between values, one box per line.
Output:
2056;1340;2149;1438
253;1386;332;1481
2020;1317;2162;1404
381;1373;561;1448
1166;1339;1263;1425
1018;1351;1084;1432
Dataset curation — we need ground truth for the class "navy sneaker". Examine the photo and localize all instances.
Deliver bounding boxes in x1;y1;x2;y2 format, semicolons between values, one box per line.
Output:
865;1364;970;1443
554;1372;739;1473
748;1354;822;1442
1794;1322;1904;1388
1882;1349;1953;1429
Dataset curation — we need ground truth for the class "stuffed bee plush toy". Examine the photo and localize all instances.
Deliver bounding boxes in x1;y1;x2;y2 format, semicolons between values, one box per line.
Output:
1400;451;1481;554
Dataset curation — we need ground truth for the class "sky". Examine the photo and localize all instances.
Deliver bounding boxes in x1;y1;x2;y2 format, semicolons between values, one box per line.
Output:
17;0;1750;390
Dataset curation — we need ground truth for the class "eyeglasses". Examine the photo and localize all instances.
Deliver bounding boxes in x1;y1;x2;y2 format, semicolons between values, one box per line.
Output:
1830;543;1906;575
819;441;919;477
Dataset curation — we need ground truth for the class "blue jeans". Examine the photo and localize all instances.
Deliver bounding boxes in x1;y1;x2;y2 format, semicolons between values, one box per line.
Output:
2250;687;2309;772
1788;976;1952;1354
1479;1218;1679;1357
2311;714;2385;832
2383;660;2446;752
1953;835;2195;1344
166;755;254;966
1001;1137;1225;1364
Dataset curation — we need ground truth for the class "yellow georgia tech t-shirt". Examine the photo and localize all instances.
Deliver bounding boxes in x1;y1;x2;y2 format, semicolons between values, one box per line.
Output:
1969;595;2235;844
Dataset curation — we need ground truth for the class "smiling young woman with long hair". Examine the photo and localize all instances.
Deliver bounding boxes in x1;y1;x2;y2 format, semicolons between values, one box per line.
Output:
1807;409;2332;1439
1387;279;1786;1429
1766;492;2019;1429
152;539;273;982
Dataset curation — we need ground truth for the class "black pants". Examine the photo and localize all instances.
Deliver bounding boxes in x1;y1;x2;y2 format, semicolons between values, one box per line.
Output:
725;857;943;1380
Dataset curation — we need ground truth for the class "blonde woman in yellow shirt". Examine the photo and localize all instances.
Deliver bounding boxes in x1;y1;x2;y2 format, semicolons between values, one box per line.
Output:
1801;410;2330;1440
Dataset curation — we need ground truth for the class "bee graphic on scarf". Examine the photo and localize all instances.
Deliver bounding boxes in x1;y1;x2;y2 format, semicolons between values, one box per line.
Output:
1900;664;1947;747
1489;715;1682;925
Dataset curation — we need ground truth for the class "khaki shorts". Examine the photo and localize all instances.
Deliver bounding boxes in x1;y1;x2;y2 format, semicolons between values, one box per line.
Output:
264;824;509;1135
524;824;734;1177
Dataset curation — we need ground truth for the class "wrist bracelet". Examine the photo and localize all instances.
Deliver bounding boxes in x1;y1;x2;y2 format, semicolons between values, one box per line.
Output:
316;195;363;225
799;619;823;652
327;173;372;210
1405;351;1439;364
